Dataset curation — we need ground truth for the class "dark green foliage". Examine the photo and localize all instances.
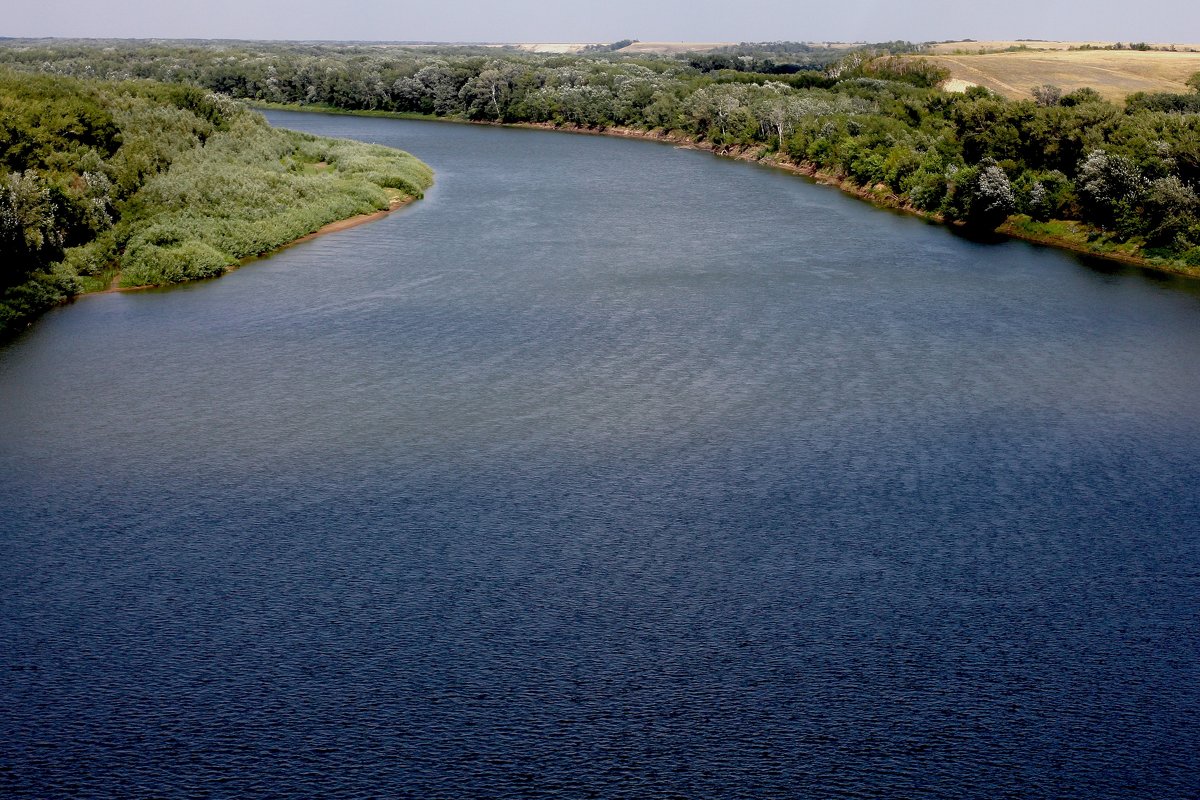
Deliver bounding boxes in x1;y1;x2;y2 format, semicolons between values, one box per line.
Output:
592;40;639;53
944;159;1017;230
1076;149;1147;231
1060;87;1104;107
1170;132;1200;186
688;54;829;77
0;171;64;284
1014;170;1075;221
950;97;1027;164
0;269;77;334
1124;92;1200;114
1142;176;1200;247
0;76;121;200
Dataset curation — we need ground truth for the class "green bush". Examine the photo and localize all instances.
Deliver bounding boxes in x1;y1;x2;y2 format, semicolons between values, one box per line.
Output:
121;240;233;285
0;267;78;334
943;159;1016;230
1014;170;1075;221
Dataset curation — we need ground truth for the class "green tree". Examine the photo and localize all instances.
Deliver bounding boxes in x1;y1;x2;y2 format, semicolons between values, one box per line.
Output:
945;159;1016;230
1142;176;1199;247
0;170;63;285
1076;149;1147;232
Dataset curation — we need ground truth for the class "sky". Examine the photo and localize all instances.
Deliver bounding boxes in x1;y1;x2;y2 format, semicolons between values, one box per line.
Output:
3;0;1197;44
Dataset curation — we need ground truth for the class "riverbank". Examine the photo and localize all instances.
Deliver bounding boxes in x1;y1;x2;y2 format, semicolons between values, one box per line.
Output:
507;120;1200;280
90;192;417;295
0;75;436;339
255;102;1200;281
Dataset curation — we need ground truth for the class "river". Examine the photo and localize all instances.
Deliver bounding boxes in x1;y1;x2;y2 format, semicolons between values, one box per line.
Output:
1;110;1198;798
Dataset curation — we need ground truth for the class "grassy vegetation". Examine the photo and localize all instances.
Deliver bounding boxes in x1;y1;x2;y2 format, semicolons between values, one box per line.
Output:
0;70;432;336
116;120;430;287
1003;216;1200;275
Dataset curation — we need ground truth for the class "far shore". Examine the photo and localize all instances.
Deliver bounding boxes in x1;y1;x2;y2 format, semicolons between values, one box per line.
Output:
498;120;1200;280
88;193;417;296
254;101;1200;281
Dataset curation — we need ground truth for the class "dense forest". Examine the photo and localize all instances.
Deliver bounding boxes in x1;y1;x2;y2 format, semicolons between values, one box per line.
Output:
0;67;432;337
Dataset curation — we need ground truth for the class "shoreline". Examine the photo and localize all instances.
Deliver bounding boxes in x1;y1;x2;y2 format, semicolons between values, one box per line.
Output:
87;194;416;296
256;103;1199;281
500;120;1200;279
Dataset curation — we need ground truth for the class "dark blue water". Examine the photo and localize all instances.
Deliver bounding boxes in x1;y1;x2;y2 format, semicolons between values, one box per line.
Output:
2;111;1199;798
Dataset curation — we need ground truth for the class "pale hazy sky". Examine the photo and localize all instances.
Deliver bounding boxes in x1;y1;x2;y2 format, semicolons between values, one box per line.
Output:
3;0;1196;44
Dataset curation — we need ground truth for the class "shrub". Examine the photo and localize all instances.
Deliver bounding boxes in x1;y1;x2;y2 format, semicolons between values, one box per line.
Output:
1032;84;1063;107
1076;149;1147;231
905;167;948;211
1142;176;1200;247
120;239;233;286
944;159;1016;229
1060;87;1104;106
0;170;64;284
1014;169;1074;220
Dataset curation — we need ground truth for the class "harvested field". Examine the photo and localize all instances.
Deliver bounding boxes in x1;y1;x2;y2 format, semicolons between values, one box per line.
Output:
926;40;1200;54
614;41;868;54
511;43;593;54
616;41;737;54
919;49;1200;100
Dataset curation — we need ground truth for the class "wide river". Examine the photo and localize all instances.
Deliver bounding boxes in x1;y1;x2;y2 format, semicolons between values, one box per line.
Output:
2;111;1199;798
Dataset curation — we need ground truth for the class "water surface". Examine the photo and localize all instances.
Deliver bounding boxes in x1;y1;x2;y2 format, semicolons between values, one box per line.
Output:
2;111;1199;798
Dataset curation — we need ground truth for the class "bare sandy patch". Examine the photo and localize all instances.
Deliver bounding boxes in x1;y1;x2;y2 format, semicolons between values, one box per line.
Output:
941;78;981;93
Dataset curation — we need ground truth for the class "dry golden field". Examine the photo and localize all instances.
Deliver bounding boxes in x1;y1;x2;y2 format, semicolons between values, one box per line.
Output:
476;42;739;54
510;43;593;54
925;40;1200;54
918;49;1200;101
615;42;737;54
614;41;869;54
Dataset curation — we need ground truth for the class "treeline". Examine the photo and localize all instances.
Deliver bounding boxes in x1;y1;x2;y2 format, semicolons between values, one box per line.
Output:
686;54;827;76
0;39;900;115
0;69;432;336
3;40;1199;272
686;42;917;76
